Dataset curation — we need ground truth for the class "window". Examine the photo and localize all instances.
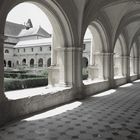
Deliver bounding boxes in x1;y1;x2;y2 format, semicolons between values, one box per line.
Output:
5;49;9;53
38;58;43;67
4;60;6;67
31;48;34;52
8;61;12;67
30;59;34;67
24;48;26;52
47;58;51;67
40;47;42;51
49;46;51;51
22;59;26;65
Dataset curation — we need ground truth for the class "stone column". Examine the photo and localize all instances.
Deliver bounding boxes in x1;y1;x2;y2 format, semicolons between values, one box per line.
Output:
126;56;131;82
121;55;128;77
139;56;140;78
48;46;83;87
103;52;116;88
134;57;139;76
0;34;7;102
88;52;104;80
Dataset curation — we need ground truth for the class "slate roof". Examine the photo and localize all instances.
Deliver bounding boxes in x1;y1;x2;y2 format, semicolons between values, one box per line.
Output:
18;26;51;38
5;21;24;36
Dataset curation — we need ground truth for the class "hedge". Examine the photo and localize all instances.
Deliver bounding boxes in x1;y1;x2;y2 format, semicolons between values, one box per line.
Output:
4;73;44;79
4;77;48;91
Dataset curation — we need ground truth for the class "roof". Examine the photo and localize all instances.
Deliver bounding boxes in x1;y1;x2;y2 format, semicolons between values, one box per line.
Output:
5;21;24;36
14;38;52;48
18;26;51;38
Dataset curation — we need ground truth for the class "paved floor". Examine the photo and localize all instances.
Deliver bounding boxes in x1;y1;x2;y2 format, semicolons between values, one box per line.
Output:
1;80;140;140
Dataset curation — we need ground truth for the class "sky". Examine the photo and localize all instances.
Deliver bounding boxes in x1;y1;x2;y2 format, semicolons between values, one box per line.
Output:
7;2;91;38
7;2;53;34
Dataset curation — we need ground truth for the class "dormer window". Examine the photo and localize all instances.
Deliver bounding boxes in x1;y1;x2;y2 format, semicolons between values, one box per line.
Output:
5;49;9;53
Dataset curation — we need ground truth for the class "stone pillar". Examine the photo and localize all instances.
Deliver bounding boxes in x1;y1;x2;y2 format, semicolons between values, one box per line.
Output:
0;34;7;102
139;56;140;78
103;53;116;88
88;52;104;80
48;46;83;87
126;56;131;82
121;55;128;77
134;57;139;75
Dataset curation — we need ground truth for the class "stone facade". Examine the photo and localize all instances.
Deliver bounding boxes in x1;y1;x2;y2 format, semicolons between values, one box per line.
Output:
4;22;52;72
4;21;91;73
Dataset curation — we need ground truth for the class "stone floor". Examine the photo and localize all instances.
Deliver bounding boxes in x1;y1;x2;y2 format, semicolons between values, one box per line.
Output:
1;80;140;140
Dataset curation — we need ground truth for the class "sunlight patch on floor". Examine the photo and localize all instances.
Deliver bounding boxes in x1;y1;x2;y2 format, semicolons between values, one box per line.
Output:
119;83;133;88
134;79;140;83
24;101;82;121
92;89;116;97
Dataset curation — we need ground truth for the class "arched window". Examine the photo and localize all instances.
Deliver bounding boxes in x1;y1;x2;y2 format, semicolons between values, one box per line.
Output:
4;60;6;67
30;59;34;67
8;61;12;67
38;58;43;67
22;59;26;65
47;58;51;67
5;49;9;53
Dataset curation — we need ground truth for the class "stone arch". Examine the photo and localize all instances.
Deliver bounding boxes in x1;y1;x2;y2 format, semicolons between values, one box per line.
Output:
114;10;140;45
88;20;109;53
2;0;75;87
113;34;127;77
84;20;109;80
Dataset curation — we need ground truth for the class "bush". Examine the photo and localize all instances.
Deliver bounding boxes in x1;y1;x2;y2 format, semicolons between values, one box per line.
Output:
4;72;44;79
23;78;48;88
4;78;23;91
4;77;48;91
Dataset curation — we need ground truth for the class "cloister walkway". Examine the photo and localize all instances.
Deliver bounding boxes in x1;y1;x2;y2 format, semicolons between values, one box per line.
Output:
1;80;140;140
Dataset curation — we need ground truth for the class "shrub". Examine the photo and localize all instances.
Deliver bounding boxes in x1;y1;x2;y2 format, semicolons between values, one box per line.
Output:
4;77;48;91
23;78;48;88
4;78;23;91
4;72;44;79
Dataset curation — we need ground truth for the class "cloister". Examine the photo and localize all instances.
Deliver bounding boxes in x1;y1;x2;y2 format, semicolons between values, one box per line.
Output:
0;0;140;139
